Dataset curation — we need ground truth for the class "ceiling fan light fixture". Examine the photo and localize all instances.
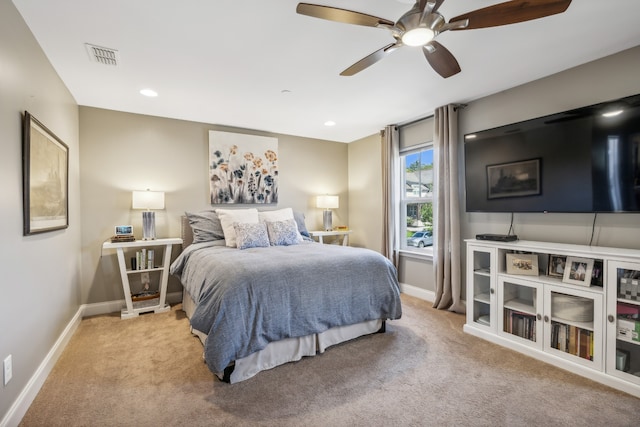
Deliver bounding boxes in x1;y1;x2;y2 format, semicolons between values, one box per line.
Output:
401;27;434;46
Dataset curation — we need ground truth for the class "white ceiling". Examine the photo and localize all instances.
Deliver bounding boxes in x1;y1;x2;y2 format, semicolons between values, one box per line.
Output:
12;0;640;143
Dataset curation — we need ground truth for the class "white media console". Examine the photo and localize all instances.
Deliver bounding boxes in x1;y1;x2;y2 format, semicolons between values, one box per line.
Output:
465;239;640;398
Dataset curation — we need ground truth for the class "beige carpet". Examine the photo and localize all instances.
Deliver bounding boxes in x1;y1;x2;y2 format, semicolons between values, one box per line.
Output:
20;295;639;426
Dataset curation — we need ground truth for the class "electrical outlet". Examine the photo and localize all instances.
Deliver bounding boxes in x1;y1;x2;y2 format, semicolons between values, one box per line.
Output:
4;355;12;386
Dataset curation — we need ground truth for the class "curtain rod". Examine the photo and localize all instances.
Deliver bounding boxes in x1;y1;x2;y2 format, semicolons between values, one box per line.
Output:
397;114;434;128
395;103;468;128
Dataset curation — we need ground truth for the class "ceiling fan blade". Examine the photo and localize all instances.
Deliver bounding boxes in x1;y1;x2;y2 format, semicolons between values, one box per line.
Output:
296;3;394;28
340;43;400;76
422;41;461;78
449;0;572;30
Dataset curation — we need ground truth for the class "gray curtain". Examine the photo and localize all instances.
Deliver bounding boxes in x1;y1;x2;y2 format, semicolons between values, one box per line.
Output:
433;105;465;313
381;126;400;267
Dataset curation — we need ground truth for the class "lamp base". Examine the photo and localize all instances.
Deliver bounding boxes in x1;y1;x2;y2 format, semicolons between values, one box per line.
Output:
323;210;333;231
142;211;156;240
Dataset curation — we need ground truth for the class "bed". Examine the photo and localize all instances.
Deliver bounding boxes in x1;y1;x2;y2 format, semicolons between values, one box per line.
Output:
170;208;402;383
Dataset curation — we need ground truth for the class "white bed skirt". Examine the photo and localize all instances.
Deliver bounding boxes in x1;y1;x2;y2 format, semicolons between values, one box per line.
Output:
182;289;382;383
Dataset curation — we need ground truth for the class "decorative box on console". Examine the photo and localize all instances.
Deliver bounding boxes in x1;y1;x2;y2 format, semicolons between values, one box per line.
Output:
619;278;639;301
617;318;640;343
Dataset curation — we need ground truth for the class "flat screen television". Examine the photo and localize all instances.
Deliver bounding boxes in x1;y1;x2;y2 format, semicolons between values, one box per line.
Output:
464;93;640;213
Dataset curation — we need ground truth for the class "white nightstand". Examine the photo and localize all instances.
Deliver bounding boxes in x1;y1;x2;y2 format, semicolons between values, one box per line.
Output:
309;230;351;246
102;237;182;319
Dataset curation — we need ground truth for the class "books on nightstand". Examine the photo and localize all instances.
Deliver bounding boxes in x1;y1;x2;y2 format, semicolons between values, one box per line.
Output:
110;234;135;243
133;249;155;270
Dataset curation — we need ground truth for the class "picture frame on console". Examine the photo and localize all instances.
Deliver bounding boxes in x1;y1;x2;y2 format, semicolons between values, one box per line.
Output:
506;253;539;276
563;257;594;287
591;260;604;287
547;255;567;278
486;158;541;200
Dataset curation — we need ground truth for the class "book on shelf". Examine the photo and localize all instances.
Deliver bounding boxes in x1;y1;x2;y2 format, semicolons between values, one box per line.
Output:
550;322;593;360
504;308;536;341
135;249;152;270
569;326;577;354
147;249;154;269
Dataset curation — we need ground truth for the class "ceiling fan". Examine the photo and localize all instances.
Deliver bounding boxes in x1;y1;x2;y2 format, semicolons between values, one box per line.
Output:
296;0;572;78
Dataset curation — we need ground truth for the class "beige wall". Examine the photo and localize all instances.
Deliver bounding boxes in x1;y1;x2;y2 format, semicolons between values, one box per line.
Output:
79;107;349;304
460;45;640;249
0;1;81;421
347;133;383;252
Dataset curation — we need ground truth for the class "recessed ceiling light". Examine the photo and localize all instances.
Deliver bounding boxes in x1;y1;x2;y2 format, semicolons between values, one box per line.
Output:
465;134;477;140
324;121;336;127
140;88;158;97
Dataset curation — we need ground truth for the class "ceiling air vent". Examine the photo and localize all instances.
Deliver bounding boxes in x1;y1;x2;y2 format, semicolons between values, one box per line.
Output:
85;43;119;66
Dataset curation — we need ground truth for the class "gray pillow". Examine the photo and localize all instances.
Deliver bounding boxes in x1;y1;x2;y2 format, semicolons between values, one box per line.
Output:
293;211;310;238
233;222;270;249
185;210;225;243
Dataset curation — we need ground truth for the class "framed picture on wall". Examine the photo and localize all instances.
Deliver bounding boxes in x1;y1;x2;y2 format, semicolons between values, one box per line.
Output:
208;130;279;204
487;158;541;199
22;111;69;235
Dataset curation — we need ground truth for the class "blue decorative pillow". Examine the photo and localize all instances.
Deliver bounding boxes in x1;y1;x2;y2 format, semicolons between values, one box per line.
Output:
266;219;303;246
233;222;270;250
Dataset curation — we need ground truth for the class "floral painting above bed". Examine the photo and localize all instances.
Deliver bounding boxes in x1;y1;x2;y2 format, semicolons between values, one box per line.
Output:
209;131;278;204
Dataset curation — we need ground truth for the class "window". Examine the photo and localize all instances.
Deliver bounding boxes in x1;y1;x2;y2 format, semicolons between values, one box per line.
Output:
400;145;434;254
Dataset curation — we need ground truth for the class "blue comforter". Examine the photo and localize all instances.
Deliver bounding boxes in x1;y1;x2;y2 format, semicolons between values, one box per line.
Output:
170;241;402;373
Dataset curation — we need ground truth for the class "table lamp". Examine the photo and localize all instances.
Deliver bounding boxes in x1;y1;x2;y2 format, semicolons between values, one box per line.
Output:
316;195;339;231
132;189;165;240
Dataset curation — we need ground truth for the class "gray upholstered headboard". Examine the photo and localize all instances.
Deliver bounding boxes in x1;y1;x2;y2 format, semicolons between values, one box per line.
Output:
181;216;194;249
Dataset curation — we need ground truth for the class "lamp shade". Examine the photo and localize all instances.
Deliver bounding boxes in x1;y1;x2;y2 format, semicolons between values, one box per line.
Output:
132;190;165;210
316;195;339;209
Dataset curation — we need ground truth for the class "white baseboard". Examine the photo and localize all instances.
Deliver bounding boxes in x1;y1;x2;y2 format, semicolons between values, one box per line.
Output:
400;283;435;302
1;291;184;427
81;291;183;317
1;307;83;427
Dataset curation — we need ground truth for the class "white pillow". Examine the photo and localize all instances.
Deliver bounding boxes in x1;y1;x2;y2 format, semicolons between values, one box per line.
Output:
216;208;259;247
258;207;295;223
258;208;304;244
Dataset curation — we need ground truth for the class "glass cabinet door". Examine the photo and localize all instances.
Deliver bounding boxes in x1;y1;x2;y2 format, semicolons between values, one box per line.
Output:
544;285;603;370
498;277;543;349
606;261;640;385
466;245;496;330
